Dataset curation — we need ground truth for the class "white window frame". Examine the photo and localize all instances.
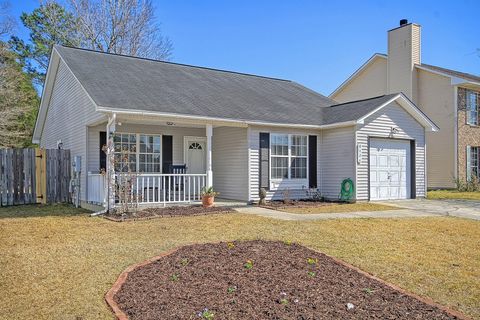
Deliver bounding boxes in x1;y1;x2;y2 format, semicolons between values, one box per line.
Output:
114;132;163;173
269;133;309;188
466;90;479;126
469;146;479;180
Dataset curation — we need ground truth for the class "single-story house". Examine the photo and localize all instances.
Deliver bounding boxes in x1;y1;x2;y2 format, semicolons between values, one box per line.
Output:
33;45;438;208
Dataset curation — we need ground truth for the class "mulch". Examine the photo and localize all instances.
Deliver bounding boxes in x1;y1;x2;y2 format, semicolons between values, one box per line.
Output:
103;205;234;222
111;240;464;319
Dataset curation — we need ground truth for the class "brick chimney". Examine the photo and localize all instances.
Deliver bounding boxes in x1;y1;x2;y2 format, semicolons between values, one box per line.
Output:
387;19;421;101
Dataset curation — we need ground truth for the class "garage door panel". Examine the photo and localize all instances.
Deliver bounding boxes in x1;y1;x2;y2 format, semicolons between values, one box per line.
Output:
370;139;411;200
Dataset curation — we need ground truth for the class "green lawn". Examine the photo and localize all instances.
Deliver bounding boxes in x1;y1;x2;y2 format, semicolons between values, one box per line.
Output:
0;205;479;319
428;190;480;200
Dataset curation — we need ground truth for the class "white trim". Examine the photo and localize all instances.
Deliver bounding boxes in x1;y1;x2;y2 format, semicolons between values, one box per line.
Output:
357;93;439;132
269;133;309;190
32;50;60;144
453;86;458;180
415;65;480;87
98;107;339;129
33;47;102;144
330;53;387;98
247;126;252;202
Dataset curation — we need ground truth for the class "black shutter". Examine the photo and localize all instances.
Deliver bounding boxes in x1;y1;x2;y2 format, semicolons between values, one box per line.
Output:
308;135;317;188
259;132;270;190
99;131;106;171
162;135;173;173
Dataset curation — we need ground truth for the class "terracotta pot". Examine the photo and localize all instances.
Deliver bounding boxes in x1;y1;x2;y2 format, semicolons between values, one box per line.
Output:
202;195;214;208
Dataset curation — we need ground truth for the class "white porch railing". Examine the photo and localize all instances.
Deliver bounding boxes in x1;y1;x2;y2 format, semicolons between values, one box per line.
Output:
115;173;207;206
87;173;106;204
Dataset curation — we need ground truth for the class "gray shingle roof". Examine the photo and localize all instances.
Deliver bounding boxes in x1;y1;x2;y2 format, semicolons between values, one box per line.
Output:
322;94;398;125
54;46;405;126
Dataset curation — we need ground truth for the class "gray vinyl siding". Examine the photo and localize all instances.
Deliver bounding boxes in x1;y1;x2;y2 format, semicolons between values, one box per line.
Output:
39;59;104;200
212;127;249;201
320;126;356;200
248;125;321;202
356;101;426;200
86;123;206;173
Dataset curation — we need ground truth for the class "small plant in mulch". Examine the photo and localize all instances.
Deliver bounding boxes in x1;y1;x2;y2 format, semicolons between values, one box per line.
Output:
283;240;292;246
226;242;235;249
197;308;214;319
278;292;289;305
363;288;375;294
227;286;237;294
307;257;318;265
307;271;316;278
244;260;254;270
170;274;179;281
180;258;190;267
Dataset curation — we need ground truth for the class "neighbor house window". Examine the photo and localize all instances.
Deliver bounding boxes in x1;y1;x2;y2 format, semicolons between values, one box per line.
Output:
114;133;161;173
466;90;479;126
270;134;308;180
468;146;479;180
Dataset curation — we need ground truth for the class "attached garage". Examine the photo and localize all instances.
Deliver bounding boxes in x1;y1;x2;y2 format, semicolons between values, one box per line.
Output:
369;138;412;200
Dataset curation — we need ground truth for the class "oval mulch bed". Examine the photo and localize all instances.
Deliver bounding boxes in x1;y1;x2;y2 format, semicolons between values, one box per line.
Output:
108;241;465;319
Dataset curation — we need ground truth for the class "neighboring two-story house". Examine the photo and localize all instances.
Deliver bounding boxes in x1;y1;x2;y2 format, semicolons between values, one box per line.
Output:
330;20;480;189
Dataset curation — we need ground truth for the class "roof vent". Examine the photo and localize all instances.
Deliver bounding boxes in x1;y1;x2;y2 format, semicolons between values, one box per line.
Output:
400;19;408;26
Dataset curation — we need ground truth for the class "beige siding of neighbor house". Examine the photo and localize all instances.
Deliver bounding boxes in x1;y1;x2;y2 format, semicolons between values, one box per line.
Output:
417;69;456;188
320;126;355;200
387;23;421;101
39;59;105;200
212;127;249;201
356;101;426;200
332;57;387;103
248;126;321;202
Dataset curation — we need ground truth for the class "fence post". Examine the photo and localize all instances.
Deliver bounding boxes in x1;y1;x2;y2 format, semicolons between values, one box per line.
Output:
35;148;47;204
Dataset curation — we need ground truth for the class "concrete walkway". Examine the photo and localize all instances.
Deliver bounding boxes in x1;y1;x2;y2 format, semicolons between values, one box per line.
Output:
234;206;438;221
234;199;480;221
378;199;480;221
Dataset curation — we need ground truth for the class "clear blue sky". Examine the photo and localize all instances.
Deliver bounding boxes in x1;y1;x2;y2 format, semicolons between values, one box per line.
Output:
10;0;480;95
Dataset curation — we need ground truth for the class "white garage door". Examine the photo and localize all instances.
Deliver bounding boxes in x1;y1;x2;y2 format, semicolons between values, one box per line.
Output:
370;139;411;200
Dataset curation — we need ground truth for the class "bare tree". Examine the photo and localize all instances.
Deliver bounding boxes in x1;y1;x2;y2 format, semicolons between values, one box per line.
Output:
69;0;172;60
0;1;15;38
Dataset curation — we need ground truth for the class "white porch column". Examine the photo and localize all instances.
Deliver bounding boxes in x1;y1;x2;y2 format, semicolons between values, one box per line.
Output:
106;113;116;211
206;124;213;188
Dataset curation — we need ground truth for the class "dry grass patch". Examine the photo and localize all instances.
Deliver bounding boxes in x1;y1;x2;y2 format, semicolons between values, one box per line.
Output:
280;202;398;214
428;190;480;201
0;205;479;319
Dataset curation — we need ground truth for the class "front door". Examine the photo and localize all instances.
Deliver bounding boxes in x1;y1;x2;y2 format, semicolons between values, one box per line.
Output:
185;138;206;174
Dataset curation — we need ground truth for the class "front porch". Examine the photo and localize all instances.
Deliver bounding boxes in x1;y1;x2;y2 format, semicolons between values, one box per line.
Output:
85;113;249;207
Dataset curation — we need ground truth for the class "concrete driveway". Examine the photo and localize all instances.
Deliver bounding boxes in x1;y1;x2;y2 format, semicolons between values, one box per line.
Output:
378;199;480;221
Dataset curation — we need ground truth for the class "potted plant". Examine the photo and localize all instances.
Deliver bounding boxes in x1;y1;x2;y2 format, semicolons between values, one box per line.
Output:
201;186;219;208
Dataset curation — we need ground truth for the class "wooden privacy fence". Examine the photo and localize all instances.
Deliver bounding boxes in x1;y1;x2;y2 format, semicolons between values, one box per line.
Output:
0;148;71;206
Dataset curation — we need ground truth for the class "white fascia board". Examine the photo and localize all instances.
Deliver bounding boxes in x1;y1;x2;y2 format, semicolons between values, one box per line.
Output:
415;65;480;88
329;53;387;99
32;49;60;144
357;93;439;132
97;107;357;130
